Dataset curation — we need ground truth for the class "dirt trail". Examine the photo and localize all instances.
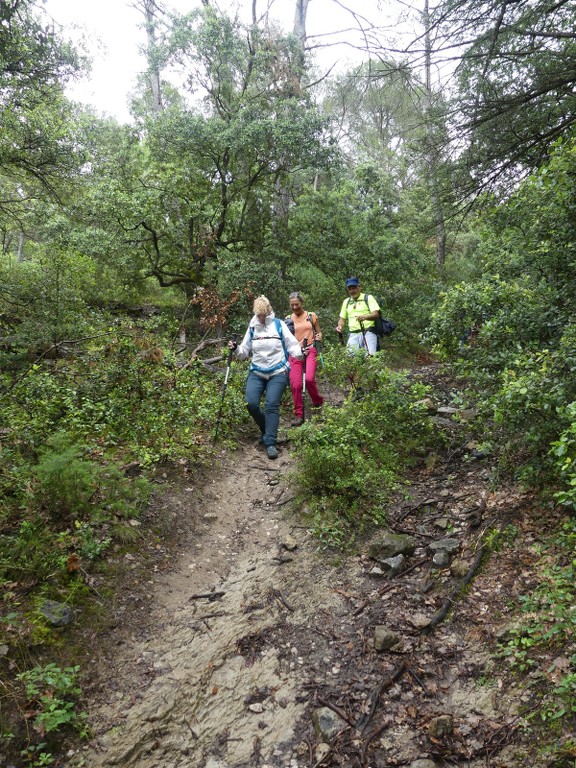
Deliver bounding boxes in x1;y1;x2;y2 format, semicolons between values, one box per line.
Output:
74;439;351;768
67;377;547;768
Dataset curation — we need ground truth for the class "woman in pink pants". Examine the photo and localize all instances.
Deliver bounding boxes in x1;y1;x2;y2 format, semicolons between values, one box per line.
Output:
287;292;325;426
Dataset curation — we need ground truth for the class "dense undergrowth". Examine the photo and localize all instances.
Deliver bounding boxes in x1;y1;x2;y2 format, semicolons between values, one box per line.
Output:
1;299;575;766
289;345;438;549
0;319;248;766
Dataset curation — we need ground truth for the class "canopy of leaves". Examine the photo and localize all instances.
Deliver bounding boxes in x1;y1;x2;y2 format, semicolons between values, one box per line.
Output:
0;0;83;199
427;135;576;479
433;0;576;192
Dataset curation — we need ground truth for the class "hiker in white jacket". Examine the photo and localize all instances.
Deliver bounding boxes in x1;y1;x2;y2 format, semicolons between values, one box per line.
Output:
230;295;304;460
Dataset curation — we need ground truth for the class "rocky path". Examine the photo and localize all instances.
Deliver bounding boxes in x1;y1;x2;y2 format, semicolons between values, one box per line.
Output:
67;381;549;768
72;439;352;768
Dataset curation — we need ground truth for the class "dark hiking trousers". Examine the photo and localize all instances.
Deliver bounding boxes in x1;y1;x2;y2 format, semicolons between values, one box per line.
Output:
245;370;288;447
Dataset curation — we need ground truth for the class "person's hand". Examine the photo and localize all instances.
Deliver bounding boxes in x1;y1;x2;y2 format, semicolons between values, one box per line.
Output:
302;345;311;355
228;339;237;350
335;324;342;333
314;332;323;342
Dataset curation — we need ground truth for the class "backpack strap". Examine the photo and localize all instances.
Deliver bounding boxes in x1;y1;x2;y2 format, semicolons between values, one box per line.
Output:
347;295;371;309
275;318;288;359
248;318;288;374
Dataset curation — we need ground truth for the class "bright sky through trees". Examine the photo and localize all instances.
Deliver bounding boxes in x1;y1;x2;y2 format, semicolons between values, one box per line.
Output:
41;0;409;123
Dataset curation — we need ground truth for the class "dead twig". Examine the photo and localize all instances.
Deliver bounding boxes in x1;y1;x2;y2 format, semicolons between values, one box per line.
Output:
316;694;355;727
250;465;282;472
188;591;225;602
270;588;295;612
421;543;486;634
355;660;406;733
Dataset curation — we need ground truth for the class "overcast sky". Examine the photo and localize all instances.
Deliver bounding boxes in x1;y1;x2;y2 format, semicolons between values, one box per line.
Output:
41;0;413;123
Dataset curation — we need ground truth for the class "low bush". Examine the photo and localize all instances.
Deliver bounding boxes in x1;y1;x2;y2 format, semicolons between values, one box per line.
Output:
290;348;435;548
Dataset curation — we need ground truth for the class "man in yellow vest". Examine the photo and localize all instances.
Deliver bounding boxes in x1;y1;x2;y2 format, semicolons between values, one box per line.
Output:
335;277;380;355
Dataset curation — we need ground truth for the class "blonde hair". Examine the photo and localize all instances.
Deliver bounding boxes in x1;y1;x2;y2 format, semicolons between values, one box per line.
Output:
253;295;273;316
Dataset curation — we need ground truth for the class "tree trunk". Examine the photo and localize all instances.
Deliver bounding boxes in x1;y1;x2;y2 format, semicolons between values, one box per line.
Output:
293;0;310;45
143;0;163;113
423;0;446;268
17;231;25;263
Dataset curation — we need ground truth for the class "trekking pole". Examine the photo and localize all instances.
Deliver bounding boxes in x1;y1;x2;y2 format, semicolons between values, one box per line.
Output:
212;333;237;444
301;338;308;423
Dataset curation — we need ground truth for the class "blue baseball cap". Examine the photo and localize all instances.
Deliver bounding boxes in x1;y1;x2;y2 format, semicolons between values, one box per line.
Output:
346;276;360;287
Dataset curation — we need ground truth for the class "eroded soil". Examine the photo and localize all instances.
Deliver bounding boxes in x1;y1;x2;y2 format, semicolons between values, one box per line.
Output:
65;367;558;768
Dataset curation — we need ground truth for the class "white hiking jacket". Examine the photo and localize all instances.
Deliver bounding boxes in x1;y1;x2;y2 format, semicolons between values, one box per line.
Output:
236;313;303;376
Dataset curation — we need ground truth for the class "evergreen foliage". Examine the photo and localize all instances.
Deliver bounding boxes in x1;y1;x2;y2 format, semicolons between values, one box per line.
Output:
2;0;576;763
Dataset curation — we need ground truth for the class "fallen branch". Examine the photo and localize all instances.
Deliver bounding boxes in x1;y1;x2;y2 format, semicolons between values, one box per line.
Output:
356;660;406;733
421;543;485;634
188;591;225;602
177;332;226;373
316;694;355;727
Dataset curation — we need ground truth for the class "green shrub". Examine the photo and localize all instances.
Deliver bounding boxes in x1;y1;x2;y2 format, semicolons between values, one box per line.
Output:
498;517;576;727
16;663;87;736
290;349;434;547
33;433;99;519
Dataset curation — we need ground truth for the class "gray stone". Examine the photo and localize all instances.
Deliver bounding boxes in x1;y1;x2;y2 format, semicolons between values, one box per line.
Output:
432;551;451;567
429;538;460;555
410;760;437;768
374;626;401;652
408;613;431;630
379;554;405;576
312;706;347;741
428;714;453;740
368;532;416;562
38;599;74;627
281;535;298;551
437;406;459;415
431;416;454;428
314;744;331;763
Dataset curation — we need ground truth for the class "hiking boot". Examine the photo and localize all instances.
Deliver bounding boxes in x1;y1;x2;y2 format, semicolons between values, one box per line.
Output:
291;417;303;427
267;445;279;460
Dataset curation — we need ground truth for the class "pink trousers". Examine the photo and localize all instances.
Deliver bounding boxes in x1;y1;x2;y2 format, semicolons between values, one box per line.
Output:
289;347;324;418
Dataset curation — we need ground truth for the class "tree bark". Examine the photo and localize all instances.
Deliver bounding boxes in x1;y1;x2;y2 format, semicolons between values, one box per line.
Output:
143;0;163;113
423;0;446;268
293;0;310;45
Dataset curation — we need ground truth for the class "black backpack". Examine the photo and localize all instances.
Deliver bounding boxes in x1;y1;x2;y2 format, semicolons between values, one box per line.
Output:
349;294;396;338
